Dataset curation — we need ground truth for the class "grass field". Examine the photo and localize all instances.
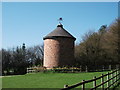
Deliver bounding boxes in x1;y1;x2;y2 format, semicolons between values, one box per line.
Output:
2;71;120;89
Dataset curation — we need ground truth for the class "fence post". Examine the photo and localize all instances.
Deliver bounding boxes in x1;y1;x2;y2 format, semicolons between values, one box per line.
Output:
64;85;68;88
72;66;74;73
107;72;110;89
27;68;28;73
118;69;120;84
109;65;111;70
101;74;104;90
110;71;112;87
82;80;85;90
112;71;114;87
80;65;82;72
86;66;88;72
116;65;118;70
116;70;117;84
117;69;119;83
102;65;104;71
93;76;96;90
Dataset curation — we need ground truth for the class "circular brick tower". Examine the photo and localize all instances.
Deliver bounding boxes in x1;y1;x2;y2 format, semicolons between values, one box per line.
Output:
43;24;76;68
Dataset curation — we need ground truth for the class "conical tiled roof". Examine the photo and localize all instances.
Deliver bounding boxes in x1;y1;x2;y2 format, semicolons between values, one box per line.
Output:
43;24;76;40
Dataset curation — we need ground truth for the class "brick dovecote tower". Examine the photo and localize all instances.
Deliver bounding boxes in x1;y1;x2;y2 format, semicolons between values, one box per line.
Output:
43;24;76;68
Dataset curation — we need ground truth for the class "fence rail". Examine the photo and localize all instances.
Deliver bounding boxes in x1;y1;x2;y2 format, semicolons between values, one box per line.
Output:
27;64;120;73
27;68;36;73
62;69;120;90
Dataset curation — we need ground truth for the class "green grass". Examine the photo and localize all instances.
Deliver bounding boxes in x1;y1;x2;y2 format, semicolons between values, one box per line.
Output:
116;83;120;89
0;77;2;90
2;71;117;88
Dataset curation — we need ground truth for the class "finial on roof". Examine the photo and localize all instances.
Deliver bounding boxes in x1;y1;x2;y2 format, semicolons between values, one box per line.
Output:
58;17;63;25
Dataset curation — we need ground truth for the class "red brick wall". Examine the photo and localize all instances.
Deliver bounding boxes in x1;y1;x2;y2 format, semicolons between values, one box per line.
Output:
43;37;75;68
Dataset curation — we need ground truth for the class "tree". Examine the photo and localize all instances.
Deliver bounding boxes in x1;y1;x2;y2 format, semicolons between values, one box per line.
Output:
12;43;29;74
26;44;44;67
2;43;44;75
0;49;2;76
103;19;120;65
2;49;12;75
75;25;109;70
75;19;120;70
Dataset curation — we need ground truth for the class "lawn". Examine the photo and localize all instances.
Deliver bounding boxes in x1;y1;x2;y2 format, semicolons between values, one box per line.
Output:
2;71;119;89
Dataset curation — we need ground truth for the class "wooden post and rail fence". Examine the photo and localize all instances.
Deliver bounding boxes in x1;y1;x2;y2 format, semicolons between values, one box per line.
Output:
27;64;120;73
62;69;120;90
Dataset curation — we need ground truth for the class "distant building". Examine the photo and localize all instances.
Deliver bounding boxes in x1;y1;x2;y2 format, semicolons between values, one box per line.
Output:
43;24;76;68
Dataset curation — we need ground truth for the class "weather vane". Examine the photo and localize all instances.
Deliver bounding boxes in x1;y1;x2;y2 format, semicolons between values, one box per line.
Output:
58;17;63;25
